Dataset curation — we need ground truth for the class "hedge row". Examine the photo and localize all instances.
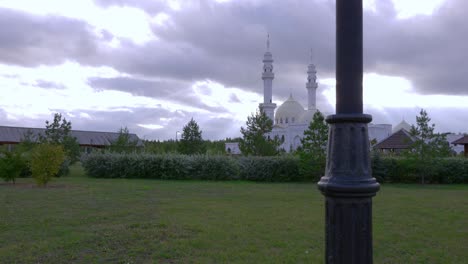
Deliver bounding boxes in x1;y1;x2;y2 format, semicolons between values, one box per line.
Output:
372;156;468;184
81;153;305;182
81;153;468;183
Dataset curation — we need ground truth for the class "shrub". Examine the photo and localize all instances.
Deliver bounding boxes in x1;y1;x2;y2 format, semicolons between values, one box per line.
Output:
30;144;65;186
371;156;468;184
0;151;27;184
81;153;301;182
238;155;301;182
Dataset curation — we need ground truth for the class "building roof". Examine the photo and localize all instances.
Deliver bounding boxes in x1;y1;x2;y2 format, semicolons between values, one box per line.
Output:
374;129;415;150
452;135;468;145
0;126;142;147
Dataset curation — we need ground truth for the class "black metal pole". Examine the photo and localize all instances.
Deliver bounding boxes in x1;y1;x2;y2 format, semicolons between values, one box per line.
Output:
318;0;380;263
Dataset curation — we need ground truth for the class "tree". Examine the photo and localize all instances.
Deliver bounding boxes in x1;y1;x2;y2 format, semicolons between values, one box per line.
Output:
0;151;26;184
110;127;139;153
178;118;206;155
407;109;452;183
239;107;282;156
30;144;65;186
297;111;329;180
41;113;80;164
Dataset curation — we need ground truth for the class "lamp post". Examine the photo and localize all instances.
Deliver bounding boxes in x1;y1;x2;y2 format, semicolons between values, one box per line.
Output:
317;0;380;263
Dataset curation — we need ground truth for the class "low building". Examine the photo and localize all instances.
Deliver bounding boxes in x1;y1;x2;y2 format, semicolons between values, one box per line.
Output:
452;135;468;157
373;129;415;154
225;142;241;155
0;125;143;152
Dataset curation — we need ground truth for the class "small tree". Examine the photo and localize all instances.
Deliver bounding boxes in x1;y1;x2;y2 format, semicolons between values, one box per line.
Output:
407;109;452;183
110;127;138;153
0;151;26;184
41;113;80;164
297;111;329;180
239;107;282;156
178;118;206;155
30;144;65;186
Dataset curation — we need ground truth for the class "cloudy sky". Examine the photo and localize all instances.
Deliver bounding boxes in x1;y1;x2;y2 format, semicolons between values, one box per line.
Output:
0;0;467;140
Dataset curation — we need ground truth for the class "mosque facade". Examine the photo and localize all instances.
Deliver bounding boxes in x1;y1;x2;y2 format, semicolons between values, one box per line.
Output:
225;39;393;154
258;38;392;152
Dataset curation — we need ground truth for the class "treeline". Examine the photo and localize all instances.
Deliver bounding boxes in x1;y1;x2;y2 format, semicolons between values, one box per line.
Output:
143;138;239;155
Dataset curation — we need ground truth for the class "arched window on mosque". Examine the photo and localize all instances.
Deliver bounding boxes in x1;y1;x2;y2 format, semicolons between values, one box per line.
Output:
281;135;285;141
280;118;283;124
285;118;288;124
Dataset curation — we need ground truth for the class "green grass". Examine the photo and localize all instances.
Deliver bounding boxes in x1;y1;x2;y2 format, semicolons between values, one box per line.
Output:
0;165;467;263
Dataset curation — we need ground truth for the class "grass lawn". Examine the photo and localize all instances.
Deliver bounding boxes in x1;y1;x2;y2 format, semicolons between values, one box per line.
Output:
1;165;467;263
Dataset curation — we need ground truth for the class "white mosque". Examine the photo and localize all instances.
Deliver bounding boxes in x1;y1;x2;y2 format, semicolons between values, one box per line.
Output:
226;38;393;154
259;38;392;152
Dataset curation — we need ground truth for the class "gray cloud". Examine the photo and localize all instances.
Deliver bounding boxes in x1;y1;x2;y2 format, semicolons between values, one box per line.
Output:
88;76;230;113
1;0;468;139
0;8;100;67
35;80;66;89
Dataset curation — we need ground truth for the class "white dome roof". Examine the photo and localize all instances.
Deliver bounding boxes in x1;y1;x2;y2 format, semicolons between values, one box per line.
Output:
275;94;305;124
393;120;412;133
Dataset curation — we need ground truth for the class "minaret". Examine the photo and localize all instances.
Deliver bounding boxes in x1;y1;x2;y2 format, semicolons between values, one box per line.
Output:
259;34;277;121
306;49;318;111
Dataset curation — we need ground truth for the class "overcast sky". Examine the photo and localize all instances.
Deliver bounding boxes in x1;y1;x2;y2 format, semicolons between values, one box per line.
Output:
0;0;467;140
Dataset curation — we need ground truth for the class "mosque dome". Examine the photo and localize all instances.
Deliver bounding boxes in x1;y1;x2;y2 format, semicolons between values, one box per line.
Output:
274;94;305;125
393;119;412;133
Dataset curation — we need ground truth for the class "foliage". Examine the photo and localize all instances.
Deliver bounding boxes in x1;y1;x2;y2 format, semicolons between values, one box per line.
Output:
371;156;468;184
178;118;206;155
238;155;301;181
0;151;26;183
144;139;179;154
144;139;234;155
204;140;227;155
81;153;302;182
405;109;453;183
15;129;38;153
239;107;282;156
40;113;80;167
30;144;65;186
297;111;329;180
110;127;139;153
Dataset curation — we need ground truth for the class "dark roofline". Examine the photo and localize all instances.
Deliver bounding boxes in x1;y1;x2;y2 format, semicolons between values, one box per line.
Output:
452;135;468;145
0;125;143;147
374;128;416;149
0;125;138;136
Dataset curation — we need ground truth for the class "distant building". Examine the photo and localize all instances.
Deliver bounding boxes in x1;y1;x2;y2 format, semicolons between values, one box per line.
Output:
446;133;465;154
225;142;241;155
227;37;391;154
373;128;415;154
0;125;143;152
452;135;468;157
374;121;465;155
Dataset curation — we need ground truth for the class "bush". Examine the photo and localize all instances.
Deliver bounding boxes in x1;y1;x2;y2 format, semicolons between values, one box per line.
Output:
0;151;27;184
30;144;65;186
81;153;301;182
371;156;468;184
238;155;301;182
